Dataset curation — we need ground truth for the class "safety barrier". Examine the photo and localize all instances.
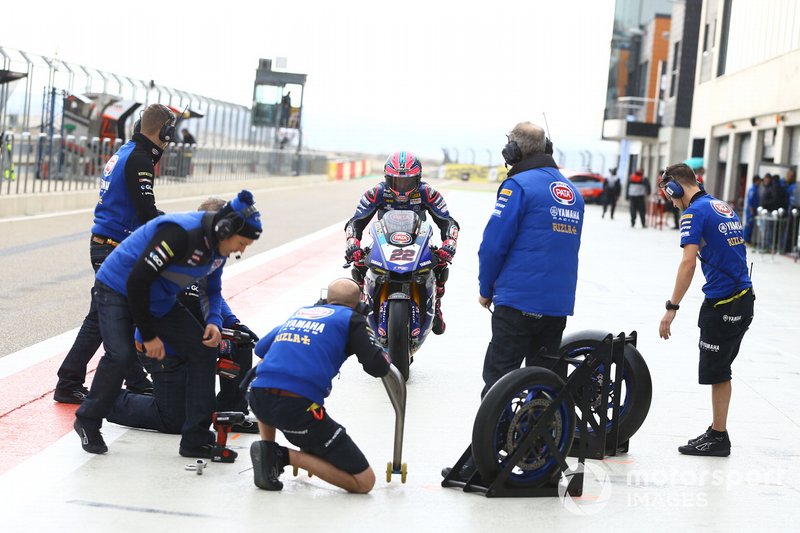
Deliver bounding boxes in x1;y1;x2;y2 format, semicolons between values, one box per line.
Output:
0;132;328;197
326;160;372;181
751;207;800;259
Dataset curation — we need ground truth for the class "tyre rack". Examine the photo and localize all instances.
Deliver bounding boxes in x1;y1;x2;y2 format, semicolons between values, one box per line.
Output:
442;331;633;497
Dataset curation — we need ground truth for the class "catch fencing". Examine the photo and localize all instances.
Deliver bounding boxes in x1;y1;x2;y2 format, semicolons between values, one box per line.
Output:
0;132;328;196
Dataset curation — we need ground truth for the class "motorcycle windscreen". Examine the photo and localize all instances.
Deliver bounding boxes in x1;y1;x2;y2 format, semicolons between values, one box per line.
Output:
380;210;419;236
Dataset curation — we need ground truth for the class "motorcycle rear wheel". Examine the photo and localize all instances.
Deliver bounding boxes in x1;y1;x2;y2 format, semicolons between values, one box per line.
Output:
387;300;411;381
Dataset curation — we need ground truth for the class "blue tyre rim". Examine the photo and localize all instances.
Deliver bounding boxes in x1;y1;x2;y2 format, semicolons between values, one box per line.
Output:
492;384;572;484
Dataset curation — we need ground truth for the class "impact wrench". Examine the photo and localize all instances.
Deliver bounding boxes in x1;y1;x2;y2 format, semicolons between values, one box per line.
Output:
211;411;246;463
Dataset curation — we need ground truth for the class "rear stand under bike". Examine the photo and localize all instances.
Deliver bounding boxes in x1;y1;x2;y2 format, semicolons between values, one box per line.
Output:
442;331;633;497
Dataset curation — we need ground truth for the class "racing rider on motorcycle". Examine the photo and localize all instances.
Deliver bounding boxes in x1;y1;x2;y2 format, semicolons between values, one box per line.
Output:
344;150;459;335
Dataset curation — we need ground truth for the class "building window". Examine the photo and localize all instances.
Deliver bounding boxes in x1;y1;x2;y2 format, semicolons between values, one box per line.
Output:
669;41;681;98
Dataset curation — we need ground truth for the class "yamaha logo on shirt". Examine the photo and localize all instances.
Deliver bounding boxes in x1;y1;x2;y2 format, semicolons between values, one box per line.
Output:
550;181;576;206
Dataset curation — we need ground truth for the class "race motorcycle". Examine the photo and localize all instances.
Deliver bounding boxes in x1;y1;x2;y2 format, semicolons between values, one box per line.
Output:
346;210;441;381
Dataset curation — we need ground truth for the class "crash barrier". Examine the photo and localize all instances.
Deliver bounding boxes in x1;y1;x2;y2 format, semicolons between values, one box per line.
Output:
441;164;507;183
443;331;651;497
0;131;328;196
752;207;800;258
326;159;372;181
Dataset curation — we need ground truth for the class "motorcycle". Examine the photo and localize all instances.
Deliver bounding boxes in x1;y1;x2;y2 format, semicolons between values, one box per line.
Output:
346;210;441;381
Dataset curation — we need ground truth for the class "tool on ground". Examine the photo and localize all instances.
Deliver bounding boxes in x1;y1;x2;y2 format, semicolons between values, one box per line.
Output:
185;459;207;475
211;411;246;463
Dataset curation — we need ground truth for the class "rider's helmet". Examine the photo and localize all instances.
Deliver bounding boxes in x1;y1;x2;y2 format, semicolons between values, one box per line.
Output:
384;151;422;201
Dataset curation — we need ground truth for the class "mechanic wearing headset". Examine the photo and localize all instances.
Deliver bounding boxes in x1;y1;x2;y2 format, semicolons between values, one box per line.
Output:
55;104;178;404
74;190;261;461
659;163;754;457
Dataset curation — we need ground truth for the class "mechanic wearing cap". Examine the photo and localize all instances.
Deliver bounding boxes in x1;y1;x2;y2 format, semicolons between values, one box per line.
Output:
55;103;177;404
659;163;754;457
74;190;262;460
248;278;391;493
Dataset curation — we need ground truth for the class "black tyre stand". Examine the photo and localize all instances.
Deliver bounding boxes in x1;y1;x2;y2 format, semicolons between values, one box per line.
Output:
442;331;635;497
567;331;635;460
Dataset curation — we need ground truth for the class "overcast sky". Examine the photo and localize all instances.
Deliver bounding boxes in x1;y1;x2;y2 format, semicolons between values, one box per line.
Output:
3;0;618;168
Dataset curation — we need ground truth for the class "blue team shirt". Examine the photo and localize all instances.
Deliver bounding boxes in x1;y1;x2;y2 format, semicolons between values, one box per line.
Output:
679;194;752;298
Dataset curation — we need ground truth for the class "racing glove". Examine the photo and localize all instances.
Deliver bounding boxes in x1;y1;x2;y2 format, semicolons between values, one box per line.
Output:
437;239;457;263
345;237;363;263
231;322;259;345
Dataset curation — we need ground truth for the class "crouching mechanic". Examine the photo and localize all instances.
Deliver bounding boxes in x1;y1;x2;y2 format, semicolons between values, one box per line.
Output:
248;278;391;493
107;284;260;436
344;150;459;334
74;190;262;459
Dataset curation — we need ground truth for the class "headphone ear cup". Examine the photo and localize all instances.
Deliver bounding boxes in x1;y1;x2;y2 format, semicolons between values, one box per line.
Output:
214;212;244;240
664;181;684;199
501;140;522;166
159;122;176;142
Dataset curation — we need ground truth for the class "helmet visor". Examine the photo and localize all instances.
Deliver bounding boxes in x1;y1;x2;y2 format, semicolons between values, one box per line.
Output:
386;175;419;195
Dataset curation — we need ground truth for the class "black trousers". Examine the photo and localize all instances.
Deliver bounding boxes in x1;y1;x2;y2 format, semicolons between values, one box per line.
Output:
481;305;567;398
629;196;647;227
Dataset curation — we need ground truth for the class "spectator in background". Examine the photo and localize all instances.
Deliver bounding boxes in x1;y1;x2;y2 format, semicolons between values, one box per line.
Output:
602;167;621;219
743;175;761;244
181;129;197;145
626;168;650;228
280;92;291;127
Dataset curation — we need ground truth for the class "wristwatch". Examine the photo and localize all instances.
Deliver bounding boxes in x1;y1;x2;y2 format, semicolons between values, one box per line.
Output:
665;300;680;311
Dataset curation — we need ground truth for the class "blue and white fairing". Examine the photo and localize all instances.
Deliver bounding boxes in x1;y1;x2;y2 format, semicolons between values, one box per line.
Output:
362;210;437;353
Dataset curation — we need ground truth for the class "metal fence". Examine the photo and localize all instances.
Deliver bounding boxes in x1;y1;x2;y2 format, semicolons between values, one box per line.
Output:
0;132;328;196
751;207;800;260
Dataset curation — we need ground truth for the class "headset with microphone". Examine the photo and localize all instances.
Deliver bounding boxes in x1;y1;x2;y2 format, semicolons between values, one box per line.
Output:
133;104;179;142
501;114;554;167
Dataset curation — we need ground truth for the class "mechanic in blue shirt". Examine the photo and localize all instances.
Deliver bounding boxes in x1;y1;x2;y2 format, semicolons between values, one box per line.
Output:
659;163;754;457
344;151;459;334
74;190;262;460
478;122;584;398
248;278;391;493
55;103;177;404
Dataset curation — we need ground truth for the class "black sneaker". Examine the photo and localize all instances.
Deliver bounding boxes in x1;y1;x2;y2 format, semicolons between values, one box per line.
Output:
687;426;712;445
74;419;108;454
54;386;89;404
678;430;731;457
250;441;289;491
231;420;260;434
180;443;238;463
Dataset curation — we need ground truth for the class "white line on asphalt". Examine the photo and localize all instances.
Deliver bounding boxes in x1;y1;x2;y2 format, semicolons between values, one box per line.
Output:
0;220;345;379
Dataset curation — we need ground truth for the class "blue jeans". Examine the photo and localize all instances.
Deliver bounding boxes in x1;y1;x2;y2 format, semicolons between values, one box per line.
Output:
102;298;217;448
56;239;150;391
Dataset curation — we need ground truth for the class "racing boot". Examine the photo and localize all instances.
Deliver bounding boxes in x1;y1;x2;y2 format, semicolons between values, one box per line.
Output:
432;285;446;335
251;440;289;491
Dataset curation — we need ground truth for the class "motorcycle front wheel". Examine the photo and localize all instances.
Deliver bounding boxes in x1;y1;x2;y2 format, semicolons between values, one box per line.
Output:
387;300;411;381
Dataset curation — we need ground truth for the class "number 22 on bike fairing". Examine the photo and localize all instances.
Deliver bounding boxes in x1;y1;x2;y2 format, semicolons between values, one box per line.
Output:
351;210;439;381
